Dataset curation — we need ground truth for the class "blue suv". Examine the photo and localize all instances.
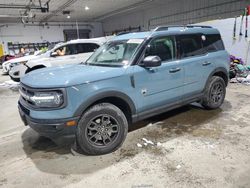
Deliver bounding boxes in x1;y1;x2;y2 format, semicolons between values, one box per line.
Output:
18;25;229;155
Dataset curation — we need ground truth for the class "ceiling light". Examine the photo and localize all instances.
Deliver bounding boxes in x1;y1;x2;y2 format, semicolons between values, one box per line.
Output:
85;6;89;11
67;15;71;19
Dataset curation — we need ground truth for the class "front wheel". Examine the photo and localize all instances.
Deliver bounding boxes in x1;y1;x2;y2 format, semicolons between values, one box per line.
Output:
202;76;226;110
76;103;128;155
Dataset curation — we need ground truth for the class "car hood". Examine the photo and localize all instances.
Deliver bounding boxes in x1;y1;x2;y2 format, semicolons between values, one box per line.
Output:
26;56;57;66
21;64;126;88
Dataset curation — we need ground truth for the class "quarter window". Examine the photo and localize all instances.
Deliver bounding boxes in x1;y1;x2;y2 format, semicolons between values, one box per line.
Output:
203;34;225;52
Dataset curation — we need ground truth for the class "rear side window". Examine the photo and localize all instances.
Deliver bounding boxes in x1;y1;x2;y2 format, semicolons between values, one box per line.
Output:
145;36;176;62
178;35;205;58
203;34;225;52
66;44;78;55
77;43;100;53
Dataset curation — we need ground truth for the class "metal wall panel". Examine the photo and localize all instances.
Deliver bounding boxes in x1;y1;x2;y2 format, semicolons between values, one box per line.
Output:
103;0;250;33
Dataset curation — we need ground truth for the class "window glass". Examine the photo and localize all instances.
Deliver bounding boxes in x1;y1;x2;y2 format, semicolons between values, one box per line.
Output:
96;43;125;62
86;39;142;66
66;44;77;55
179;35;205;58
55;44;77;56
203;34;225;52
145;36;175;62
77;43;100;53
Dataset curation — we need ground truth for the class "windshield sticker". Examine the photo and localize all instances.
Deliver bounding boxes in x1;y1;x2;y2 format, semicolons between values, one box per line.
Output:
127;39;144;44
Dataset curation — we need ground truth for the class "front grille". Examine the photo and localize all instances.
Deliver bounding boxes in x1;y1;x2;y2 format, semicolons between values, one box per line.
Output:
18;101;30;115
19;84;36;106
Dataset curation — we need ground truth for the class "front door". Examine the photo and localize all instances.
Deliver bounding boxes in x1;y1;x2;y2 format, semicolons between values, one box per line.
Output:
132;36;184;113
50;44;79;66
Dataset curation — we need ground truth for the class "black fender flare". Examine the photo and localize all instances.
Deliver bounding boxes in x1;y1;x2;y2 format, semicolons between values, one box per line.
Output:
74;90;136;117
203;67;229;92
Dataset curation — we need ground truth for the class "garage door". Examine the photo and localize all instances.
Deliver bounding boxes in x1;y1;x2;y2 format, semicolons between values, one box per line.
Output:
63;29;90;41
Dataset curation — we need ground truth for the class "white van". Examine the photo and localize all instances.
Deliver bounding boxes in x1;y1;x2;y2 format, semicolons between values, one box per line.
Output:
9;37;111;82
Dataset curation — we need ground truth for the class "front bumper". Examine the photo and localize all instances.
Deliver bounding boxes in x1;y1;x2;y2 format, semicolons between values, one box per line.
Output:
2;64;9;74
18;102;79;139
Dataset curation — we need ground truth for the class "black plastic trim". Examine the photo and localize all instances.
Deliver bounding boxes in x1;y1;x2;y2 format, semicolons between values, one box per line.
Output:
204;67;229;89
132;93;203;123
74;91;137;117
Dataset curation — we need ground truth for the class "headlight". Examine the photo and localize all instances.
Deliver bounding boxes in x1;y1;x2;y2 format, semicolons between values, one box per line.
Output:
10;62;20;68
10;61;27;68
20;61;28;65
30;91;64;108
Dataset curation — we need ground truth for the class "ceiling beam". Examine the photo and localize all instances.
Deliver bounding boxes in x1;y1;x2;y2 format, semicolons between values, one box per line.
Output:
39;0;77;24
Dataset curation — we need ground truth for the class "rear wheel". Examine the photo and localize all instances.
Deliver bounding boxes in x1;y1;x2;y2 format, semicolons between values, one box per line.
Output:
202;76;226;109
76;103;128;155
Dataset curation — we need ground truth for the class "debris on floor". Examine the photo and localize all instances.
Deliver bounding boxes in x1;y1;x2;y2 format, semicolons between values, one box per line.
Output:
229;55;250;85
176;164;182;170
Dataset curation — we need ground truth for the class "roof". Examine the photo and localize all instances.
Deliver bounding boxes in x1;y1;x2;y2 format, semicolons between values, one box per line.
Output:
67;36;112;44
112;26;220;41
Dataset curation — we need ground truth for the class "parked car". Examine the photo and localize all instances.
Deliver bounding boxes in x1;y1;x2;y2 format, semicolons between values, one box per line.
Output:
2;50;45;75
0;55;15;66
9;37;110;82
18;26;229;155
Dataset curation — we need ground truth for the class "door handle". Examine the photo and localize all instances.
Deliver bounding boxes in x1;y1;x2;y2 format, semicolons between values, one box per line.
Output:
169;67;181;73
203;61;211;66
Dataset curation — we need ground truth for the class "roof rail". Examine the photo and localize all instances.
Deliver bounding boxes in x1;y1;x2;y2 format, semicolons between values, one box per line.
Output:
116;31;131;36
153;25;212;32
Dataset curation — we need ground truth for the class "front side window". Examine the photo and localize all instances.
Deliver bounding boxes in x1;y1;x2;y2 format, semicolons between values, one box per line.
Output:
145;36;175;62
178;35;205;58
86;39;143;66
54;44;77;56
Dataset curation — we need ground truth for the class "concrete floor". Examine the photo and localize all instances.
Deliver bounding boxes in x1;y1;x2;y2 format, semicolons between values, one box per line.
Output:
0;73;250;188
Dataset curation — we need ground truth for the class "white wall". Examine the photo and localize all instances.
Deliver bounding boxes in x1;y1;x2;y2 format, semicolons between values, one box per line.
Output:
0;22;103;54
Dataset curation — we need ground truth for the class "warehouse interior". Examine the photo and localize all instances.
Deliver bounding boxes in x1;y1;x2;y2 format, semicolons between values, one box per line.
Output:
0;0;250;187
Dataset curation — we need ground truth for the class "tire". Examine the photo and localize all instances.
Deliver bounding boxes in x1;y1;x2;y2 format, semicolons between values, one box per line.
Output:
202;76;226;110
76;103;128;155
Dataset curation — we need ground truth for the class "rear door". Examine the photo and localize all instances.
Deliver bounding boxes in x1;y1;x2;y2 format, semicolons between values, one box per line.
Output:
177;34;213;98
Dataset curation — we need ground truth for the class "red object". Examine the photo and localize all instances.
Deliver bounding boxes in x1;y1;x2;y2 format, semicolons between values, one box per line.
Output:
248;5;250;15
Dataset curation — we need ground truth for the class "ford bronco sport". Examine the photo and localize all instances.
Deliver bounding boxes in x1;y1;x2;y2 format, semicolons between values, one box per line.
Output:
18;25;229;155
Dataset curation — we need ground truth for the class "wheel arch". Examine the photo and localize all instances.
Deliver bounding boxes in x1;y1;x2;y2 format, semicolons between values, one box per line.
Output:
74;91;136;125
205;67;229;90
26;65;46;73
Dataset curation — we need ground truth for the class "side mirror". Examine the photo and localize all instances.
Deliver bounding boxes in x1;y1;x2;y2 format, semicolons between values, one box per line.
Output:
142;56;162;68
50;52;58;57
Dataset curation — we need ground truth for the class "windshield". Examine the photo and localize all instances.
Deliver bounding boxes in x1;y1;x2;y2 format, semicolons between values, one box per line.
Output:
86;39;144;66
